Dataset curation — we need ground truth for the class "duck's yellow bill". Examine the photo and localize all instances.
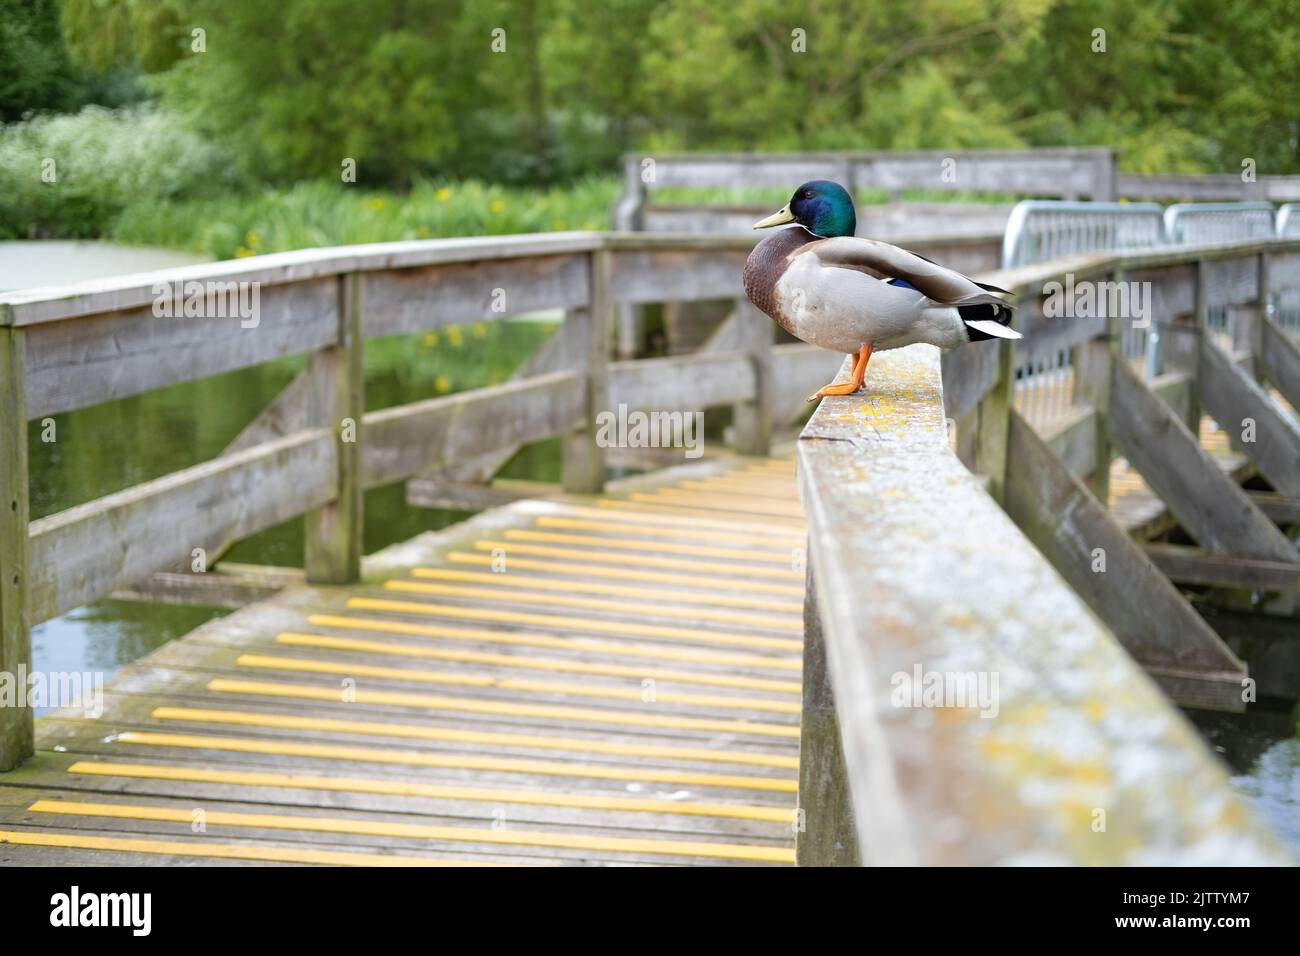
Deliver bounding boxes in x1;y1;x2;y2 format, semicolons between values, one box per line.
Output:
753;205;796;229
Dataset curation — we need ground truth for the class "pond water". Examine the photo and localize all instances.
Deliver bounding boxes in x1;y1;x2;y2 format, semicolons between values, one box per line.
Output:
26;318;560;691
0;240;209;292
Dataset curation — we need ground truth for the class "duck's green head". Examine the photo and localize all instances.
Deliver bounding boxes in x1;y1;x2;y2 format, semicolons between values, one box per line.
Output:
753;181;856;238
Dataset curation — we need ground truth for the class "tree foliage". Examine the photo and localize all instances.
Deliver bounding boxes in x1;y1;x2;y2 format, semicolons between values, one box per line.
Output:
0;0;80;120
34;0;1300;185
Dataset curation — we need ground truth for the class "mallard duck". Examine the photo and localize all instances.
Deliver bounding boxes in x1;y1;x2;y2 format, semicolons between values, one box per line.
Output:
744;180;1020;401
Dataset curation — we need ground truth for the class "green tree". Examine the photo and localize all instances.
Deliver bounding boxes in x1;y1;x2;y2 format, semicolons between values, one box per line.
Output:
638;0;1045;151
59;0;188;76
148;0;482;186
0;0;80;120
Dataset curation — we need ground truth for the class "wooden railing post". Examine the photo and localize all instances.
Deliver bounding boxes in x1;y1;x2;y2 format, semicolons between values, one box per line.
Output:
0;325;33;770
1189;259;1209;428
1232;250;1269;376
973;290;1017;502
1072;268;1122;502
562;250;610;494
731;300;772;456
795;565;860;866
304;272;364;584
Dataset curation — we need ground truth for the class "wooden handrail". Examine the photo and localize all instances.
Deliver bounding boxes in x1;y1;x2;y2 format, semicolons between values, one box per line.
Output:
796;345;1287;865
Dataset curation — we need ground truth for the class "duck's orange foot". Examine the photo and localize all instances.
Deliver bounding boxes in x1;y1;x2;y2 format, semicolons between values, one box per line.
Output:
805;380;864;402
805;343;874;403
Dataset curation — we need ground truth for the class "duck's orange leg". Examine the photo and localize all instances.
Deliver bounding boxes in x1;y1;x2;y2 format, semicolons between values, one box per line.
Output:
806;344;874;403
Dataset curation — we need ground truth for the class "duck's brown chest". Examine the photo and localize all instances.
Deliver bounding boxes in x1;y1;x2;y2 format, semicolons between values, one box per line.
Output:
743;228;815;326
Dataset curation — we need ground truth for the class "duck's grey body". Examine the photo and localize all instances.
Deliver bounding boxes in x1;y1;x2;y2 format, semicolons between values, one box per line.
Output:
743;225;1016;354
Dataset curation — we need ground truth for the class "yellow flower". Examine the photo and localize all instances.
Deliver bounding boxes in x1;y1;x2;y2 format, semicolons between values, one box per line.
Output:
234;246;254;258
472;322;487;339
416;226;429;238
435;187;451;201
553;219;566;230
582;220;596;230
434;375;451;394
422;332;438;347
369;198;386;210
244;230;259;247
446;326;464;348
489;199;505;214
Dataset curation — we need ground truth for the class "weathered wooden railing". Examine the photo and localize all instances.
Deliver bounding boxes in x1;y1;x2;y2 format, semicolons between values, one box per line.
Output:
797;346;1287;865
613;148;1119;232
953;240;1300;708
798;234;1300;864
1120;171;1300;203
0;230;855;769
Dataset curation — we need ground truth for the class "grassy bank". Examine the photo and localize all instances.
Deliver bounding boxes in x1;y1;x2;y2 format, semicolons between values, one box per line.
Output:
106;179;1021;261
109;177;620;260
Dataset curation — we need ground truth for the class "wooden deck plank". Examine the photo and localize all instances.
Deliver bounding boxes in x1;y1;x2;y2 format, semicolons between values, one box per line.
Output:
0;455;803;866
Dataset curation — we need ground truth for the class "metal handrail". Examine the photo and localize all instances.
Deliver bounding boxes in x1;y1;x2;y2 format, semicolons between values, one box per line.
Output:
1001;200;1165;270
1164;201;1276;244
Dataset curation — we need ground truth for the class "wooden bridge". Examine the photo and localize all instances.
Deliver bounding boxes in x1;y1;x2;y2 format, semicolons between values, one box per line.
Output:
0;224;1296;864
0;454;805;865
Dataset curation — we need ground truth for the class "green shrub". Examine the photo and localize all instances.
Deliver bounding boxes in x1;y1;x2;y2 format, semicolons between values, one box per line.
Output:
0;104;237;238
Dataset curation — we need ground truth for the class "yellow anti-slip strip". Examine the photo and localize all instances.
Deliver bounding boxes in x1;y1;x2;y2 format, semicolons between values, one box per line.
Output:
151;706;801;770
536;515;797;548
504;529;797;566
236;653;801;714
206;678;802;738
637;490;803;518
109;732;798;798
597;499;804;530
382;579;803;633
448;551;805;597
30;798;794;864
679;479;796;501
411;565;803;612
556;502;801;537
0;826;469;867
276;632;802;694
474;539;804;580
67;761;797;830
307;613;802;673
346;596;803;653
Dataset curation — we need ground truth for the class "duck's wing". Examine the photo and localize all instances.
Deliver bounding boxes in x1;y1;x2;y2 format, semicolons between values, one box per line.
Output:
797;237;1013;306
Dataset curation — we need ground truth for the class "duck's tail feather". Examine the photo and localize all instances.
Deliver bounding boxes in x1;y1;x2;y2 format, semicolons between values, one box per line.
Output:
959;300;1021;341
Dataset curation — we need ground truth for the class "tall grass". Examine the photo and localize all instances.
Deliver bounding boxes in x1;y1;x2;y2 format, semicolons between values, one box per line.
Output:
111;178;619;259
